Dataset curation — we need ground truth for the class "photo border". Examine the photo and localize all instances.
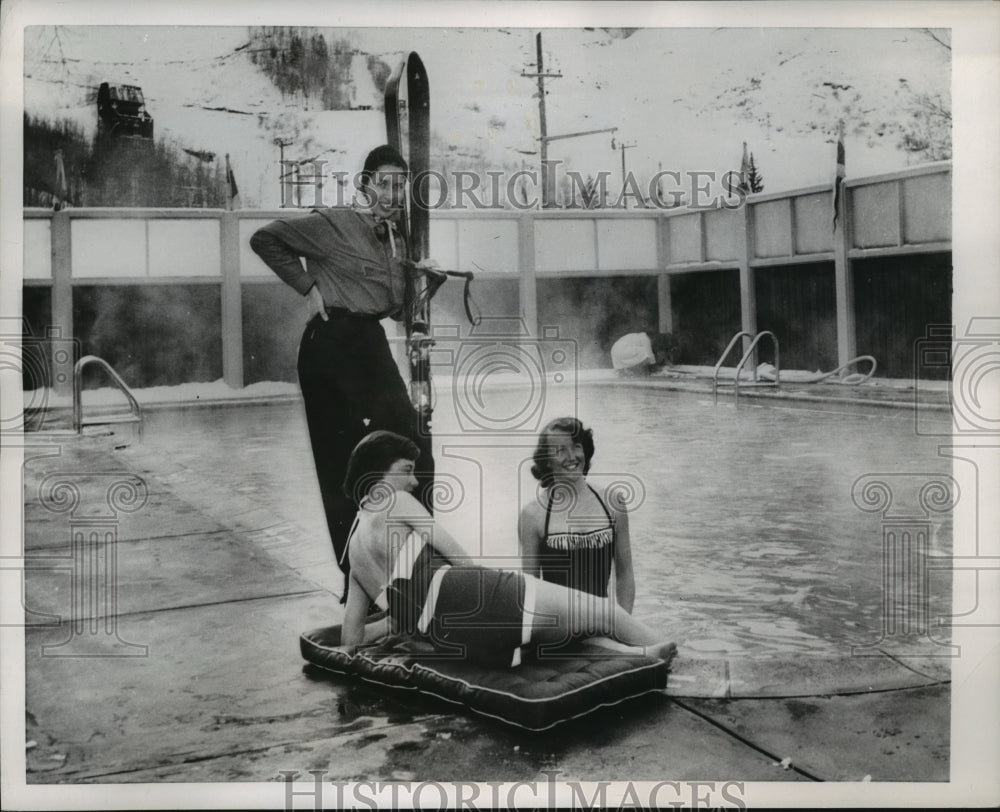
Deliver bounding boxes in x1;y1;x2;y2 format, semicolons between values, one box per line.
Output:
2;0;998;808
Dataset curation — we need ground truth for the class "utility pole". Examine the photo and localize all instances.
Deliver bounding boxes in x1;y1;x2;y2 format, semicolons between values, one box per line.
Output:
612;136;637;208
521;32;562;207
273;137;294;207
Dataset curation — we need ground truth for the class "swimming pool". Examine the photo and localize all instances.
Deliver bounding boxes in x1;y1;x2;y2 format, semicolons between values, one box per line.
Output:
138;383;953;659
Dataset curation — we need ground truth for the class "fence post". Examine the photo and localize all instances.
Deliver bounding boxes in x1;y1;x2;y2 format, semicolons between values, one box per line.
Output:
656;214;672;334
833;182;857;366
50;210;73;397
518;212;537;337
219;211;244;388
738;200;758;358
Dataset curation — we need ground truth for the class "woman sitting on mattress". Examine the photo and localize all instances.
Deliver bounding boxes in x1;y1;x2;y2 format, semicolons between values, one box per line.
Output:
519;417;635;612
339;430;676;669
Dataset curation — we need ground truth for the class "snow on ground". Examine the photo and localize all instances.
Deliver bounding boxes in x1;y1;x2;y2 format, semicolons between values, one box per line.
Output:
25;379;301;410
23;364;945;416
23;26;950;206
23;371;613;410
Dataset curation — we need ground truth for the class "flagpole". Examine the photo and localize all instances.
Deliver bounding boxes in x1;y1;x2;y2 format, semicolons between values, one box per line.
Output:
737;139;755;361
740;141;750;195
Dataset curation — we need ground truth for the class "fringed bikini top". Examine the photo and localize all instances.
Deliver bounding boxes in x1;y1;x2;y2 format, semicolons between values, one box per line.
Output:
540;484;616;598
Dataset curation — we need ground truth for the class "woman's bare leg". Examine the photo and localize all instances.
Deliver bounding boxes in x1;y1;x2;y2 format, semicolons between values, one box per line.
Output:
529;576;676;662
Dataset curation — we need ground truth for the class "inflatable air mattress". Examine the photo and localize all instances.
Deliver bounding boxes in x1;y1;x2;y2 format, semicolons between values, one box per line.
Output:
301;625;670;732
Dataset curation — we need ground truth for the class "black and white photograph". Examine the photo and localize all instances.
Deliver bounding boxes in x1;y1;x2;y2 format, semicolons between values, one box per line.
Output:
1;1;998;808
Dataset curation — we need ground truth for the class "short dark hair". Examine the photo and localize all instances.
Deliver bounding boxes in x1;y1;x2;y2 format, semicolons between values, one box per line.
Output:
530;417;595;487
342;430;420;504
360;144;409;188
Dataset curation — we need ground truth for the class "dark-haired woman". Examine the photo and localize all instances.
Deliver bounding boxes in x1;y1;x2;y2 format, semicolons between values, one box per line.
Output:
250;145;436;602
339;430;675;668
519;417;635;612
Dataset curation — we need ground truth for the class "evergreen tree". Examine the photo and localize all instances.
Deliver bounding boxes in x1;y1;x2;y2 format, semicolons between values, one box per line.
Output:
746;152;765;193
581;175;602;209
247;27;390;111
23;114;88;207
24;112;235;208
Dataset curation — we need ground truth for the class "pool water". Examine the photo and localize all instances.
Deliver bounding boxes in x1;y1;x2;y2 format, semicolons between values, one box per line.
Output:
139;384;953;658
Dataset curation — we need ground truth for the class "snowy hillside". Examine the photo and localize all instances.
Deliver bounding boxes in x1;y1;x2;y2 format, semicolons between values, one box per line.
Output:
22;26;950;207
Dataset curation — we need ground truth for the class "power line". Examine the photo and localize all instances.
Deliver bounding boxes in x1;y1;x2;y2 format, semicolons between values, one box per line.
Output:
540;126;617;144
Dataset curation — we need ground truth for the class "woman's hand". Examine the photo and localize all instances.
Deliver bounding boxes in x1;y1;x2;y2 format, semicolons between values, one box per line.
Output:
306;284;327;321
415;258;441;273
413;259;447;299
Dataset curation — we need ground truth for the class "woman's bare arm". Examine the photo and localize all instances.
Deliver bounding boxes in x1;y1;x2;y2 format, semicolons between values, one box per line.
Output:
518;503;544;577
613;505;636;614
341;573;370;649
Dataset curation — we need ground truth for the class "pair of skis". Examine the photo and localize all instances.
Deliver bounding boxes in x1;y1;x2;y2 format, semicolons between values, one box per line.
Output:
384;52;435;438
384;52;477;438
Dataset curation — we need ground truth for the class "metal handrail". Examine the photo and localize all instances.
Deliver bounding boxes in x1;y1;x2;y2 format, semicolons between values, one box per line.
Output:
73;355;143;436
712;331;753;404
712;331;780;405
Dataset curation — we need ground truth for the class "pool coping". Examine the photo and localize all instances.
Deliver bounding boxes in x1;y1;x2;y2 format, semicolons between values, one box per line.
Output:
667;649;951;699
26;368;951;425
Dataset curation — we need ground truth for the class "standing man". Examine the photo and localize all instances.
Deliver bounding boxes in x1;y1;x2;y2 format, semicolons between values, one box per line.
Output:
250;145;435;602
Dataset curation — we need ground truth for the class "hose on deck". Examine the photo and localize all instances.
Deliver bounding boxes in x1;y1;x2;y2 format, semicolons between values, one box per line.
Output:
757;355;878;386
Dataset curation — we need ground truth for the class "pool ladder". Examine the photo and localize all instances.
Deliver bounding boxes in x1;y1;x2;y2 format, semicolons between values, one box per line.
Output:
73;355;143;437
712;331;780;406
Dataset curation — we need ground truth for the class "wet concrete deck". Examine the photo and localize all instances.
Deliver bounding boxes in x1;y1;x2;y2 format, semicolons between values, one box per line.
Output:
18;382;952;787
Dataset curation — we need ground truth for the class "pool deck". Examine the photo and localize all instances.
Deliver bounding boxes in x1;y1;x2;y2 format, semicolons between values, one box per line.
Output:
17;375;954;790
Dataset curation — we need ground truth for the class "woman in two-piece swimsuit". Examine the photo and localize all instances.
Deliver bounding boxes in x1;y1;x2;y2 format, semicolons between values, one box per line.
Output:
338;431;675;669
519;417;636;612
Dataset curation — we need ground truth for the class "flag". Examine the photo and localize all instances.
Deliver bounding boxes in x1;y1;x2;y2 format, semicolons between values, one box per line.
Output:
225;153;241;211
53;148;68;211
832;121;846;230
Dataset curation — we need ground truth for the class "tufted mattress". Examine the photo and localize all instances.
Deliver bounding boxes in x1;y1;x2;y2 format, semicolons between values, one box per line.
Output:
300;625;670;732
